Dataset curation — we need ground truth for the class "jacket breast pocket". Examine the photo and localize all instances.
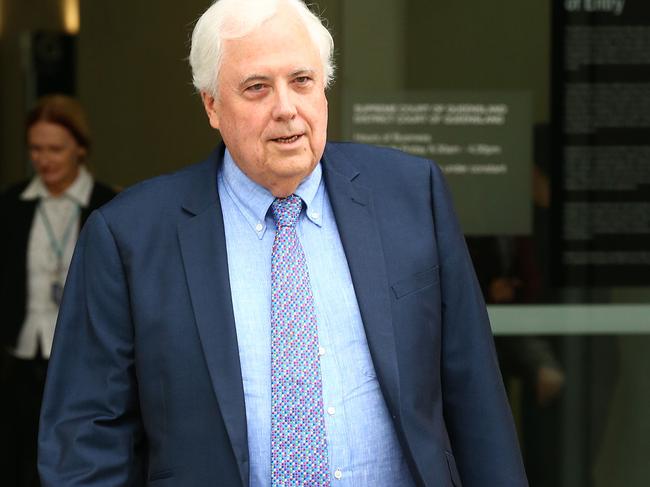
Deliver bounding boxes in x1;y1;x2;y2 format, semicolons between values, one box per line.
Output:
148;468;175;483
390;266;440;300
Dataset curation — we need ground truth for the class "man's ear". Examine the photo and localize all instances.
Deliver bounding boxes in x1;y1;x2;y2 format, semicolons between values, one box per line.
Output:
201;91;220;130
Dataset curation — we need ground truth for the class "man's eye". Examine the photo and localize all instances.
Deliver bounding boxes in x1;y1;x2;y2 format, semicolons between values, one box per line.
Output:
247;83;266;92
295;76;312;84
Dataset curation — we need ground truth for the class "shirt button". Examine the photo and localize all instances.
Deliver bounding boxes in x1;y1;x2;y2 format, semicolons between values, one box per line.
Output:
255;222;263;232
327;406;336;415
310;211;320;219
334;469;343;480
318;346;326;356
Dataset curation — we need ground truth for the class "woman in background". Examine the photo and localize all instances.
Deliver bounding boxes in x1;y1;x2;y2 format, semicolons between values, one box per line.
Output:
0;95;116;487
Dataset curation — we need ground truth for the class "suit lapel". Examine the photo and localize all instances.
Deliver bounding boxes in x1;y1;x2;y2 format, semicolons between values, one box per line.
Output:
177;150;249;487
321;145;401;417
15;198;38;250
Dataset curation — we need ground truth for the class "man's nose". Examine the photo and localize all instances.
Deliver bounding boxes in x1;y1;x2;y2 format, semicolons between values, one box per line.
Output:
271;86;297;121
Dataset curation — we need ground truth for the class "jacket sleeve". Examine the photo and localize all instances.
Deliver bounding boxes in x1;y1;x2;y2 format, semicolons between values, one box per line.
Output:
38;209;146;486
430;162;528;486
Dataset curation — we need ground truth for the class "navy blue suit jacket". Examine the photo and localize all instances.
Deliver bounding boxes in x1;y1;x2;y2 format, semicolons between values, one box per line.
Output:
39;143;527;486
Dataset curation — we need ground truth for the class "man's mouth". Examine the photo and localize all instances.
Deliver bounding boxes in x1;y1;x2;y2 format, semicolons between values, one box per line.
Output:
272;134;302;144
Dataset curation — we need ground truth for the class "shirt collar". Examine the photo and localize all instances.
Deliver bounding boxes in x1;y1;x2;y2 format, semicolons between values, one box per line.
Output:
20;165;94;207
220;148;324;239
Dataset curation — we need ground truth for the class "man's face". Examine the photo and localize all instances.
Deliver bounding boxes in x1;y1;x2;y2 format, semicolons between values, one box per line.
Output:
202;9;328;197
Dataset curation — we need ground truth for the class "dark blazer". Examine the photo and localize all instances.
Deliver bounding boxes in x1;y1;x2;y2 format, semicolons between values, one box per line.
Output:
39;143;527;486
0;179;116;349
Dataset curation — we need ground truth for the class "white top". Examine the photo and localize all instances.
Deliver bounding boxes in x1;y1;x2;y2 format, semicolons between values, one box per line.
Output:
14;166;93;359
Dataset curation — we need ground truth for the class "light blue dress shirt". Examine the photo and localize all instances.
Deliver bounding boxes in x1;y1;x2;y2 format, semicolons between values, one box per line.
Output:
218;150;415;486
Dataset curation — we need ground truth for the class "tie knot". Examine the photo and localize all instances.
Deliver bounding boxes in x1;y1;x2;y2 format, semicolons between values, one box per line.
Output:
271;194;302;228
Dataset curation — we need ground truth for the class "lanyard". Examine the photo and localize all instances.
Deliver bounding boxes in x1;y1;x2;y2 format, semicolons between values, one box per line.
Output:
37;197;81;273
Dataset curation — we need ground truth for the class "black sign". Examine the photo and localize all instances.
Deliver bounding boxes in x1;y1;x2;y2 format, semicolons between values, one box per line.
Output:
552;0;650;285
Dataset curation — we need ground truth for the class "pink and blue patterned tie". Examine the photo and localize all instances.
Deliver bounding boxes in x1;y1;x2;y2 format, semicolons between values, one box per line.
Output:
270;195;330;487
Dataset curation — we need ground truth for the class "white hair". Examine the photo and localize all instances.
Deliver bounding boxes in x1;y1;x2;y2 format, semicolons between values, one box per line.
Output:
189;0;335;96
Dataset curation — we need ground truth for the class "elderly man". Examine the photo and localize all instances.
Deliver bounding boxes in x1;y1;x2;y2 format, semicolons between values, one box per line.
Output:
38;0;528;486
